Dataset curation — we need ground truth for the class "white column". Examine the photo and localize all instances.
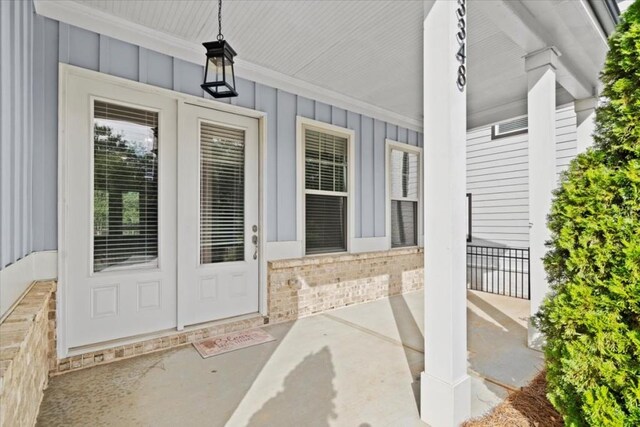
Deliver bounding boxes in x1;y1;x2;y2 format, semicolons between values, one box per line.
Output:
526;47;559;348
575;97;597;154
422;1;470;425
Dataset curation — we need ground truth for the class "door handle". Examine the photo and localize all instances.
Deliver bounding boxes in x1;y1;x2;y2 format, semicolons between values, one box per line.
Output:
252;227;258;260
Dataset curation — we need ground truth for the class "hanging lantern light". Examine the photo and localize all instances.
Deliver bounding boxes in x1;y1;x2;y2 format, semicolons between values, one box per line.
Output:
201;0;238;98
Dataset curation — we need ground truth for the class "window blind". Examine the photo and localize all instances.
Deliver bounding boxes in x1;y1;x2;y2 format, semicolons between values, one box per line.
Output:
390;149;419;248
93;101;159;272
391;200;417;247
200;122;245;264
304;130;347;192
304;128;348;254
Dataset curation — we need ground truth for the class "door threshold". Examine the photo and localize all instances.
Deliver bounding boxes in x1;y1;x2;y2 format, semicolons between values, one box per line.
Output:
65;313;266;358
182;312;267;333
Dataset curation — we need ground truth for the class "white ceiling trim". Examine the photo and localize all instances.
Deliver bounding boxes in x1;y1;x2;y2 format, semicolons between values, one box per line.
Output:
34;0;423;132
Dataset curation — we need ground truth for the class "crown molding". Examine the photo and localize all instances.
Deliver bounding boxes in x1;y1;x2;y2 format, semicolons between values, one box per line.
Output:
34;0;423;132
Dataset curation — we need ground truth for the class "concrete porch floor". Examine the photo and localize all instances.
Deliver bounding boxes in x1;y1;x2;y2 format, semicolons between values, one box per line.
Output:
37;290;543;426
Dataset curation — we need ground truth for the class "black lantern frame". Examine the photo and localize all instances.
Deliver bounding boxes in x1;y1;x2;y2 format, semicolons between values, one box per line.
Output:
201;40;238;98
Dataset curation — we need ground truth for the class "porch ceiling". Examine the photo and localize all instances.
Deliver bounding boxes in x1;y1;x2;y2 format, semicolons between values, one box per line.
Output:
59;0;611;129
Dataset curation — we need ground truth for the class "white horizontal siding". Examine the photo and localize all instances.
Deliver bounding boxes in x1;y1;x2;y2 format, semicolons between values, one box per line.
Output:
555;104;578;179
466;103;578;248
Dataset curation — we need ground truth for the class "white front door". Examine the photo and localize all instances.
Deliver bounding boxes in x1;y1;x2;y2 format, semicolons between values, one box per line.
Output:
64;72;178;348
177;103;260;327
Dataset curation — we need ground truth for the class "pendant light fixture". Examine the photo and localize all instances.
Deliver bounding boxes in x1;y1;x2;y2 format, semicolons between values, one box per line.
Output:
201;0;238;98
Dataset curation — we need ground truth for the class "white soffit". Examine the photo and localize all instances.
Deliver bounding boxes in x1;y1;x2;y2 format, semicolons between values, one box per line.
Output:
36;0;425;131
35;0;609;130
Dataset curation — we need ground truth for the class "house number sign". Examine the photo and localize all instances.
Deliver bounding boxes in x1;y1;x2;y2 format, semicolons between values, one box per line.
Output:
455;0;467;91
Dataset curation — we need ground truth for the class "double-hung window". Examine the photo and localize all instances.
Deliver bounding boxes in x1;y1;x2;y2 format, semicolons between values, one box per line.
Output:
303;127;349;255
388;143;420;248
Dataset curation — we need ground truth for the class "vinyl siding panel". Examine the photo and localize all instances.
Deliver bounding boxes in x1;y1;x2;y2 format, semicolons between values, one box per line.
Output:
555;104;578;178
0;0;36;268
466;104;579;248
360;116;375;237
275;90;297;241
373;119;386;236
347;111;362;238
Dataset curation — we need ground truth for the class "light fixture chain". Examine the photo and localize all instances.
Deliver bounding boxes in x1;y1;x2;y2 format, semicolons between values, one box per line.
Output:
217;0;223;41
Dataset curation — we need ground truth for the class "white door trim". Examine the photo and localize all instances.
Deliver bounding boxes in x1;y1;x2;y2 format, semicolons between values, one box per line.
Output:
58;64;268;357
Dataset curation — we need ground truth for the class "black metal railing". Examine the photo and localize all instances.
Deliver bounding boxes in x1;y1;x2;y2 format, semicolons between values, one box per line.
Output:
466;245;530;299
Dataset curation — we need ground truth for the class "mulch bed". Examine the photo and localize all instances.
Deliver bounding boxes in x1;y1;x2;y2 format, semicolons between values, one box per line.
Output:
463;371;563;427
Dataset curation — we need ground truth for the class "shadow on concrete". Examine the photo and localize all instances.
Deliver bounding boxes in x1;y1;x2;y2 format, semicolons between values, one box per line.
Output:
246;346;337;427
37;316;299;427
466;292;543;390
388;293;424;410
467;292;527;336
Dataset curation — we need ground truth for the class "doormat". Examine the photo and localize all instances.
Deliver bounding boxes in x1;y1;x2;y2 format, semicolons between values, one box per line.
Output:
193;328;276;358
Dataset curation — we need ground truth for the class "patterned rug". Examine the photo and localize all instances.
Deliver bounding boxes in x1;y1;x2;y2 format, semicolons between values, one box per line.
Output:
193;328;276;358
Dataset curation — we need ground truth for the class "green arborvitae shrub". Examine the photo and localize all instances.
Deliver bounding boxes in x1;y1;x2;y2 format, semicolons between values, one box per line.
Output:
535;1;640;426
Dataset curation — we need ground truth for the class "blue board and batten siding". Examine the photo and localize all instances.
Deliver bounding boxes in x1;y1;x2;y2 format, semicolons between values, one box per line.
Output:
0;0;35;270
0;13;423;269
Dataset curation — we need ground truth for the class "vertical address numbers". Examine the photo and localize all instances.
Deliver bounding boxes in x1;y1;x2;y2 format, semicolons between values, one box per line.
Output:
456;0;466;91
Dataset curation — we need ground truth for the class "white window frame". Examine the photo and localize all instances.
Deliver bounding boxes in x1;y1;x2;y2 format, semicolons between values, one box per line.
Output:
385;139;423;249
296;117;355;256
89;96;163;276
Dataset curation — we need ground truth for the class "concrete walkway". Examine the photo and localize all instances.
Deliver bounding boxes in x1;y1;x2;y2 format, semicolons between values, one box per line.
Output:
37;290;543;426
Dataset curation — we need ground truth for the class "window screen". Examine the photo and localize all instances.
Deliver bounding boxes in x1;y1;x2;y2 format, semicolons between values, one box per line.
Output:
93;101;159;272
304;129;348;254
200;122;245;264
390;149;419;247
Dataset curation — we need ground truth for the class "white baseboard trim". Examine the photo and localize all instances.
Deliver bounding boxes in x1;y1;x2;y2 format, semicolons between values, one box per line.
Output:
0;251;58;319
265;241;303;261
351;237;390;254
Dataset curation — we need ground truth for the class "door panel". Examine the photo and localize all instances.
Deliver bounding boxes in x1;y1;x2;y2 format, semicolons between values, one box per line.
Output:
178;104;260;327
64;74;177;348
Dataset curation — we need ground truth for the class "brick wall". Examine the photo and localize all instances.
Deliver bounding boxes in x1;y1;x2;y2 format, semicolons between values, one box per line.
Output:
45;248;424;376
0;281;56;427
268;248;424;323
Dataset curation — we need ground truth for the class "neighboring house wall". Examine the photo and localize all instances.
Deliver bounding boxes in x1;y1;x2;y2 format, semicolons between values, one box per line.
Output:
20;16;423;259
555;104;579;178
0;0;36;269
466;103;578;248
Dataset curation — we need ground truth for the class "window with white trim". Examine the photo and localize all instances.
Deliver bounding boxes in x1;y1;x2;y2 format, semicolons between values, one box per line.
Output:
304;128;349;255
389;147;419;248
